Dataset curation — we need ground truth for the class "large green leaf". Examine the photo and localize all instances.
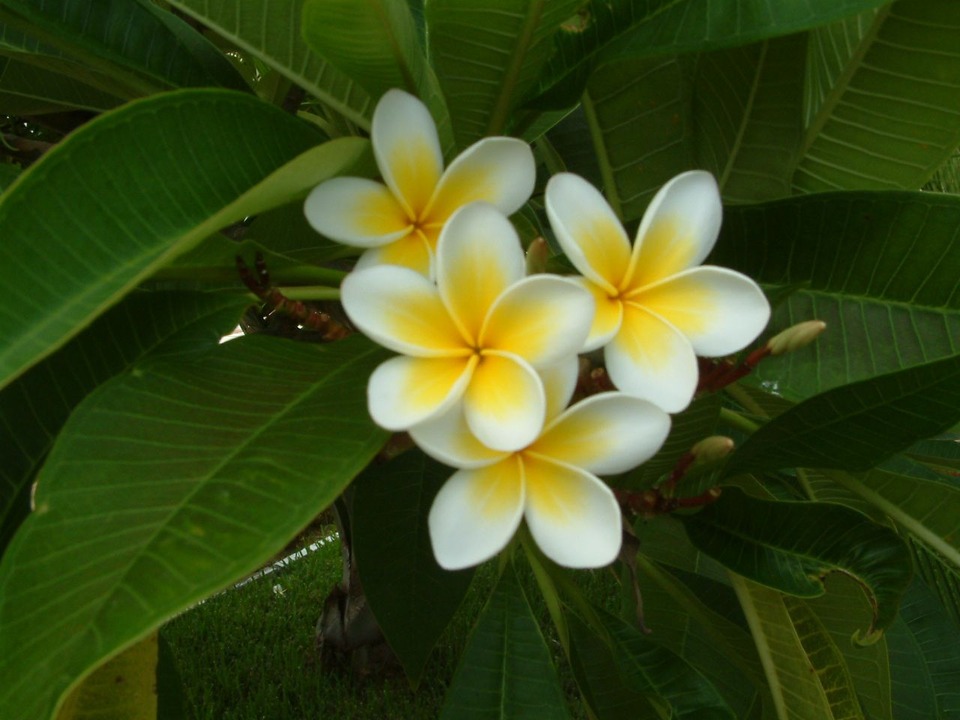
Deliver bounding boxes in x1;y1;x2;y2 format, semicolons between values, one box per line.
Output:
440;562;570;719
166;0;373;128
0;0;247;96
794;1;960;192
731;575;866;720
713;191;960;400
0;334;389;720
693;34;806;203
581;55;694;222
426;0;582;146
725;354;960;474
301;0;427;101
569;606;736;719
0;291;248;552
885;578;960;718
683;487;913;635
0;88;369;391
352;449;475;685
525;0;890;111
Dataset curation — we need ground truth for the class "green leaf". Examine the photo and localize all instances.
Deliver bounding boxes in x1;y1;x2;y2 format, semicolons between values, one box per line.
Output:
794;2;960;193
683;487;913;635
725;354;960;474
166;0;373;128
301;0;427;101
525;0;889;111
713;191;960;400
581;55;694;222
0;291;248;552
0;55;122;113
731;575;866;720
826;457;960;577
440;562;570;720
0;0;247;96
0;334;389;720
910;539;960;628
54;634;158;720
426;0;583;145
0;161;20;192
0;89;370;391
352;449;475;685
693;34;806;203
568;605;736;719
885;577;960;718
805;574;894;720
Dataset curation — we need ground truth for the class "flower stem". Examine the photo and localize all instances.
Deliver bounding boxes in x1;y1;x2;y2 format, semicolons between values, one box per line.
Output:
278;286;341;301
718;407;761;435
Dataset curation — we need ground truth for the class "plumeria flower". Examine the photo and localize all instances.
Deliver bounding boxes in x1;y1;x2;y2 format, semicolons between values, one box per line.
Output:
341;202;595;452
304;89;536;277
545;171;771;413
412;358;671;570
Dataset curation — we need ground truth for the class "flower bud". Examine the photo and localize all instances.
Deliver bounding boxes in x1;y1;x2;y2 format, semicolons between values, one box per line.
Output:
691;436;735;462
766;320;826;356
525;236;549;275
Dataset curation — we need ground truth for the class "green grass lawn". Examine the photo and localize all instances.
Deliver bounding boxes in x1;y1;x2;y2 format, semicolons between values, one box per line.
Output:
161;527;620;718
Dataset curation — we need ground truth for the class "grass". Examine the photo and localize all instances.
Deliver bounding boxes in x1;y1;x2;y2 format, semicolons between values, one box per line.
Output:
160;526;622;719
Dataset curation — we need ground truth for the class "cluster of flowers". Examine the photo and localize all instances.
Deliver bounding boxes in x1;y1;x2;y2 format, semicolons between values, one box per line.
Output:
304;90;770;571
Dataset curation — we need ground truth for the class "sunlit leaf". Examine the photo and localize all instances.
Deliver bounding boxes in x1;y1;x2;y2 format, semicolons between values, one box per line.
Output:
0;334;389;720
684;487;913;636
0;89;369;391
352;449;475;686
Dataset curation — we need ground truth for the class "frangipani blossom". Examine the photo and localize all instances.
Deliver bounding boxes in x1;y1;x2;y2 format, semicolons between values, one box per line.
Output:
412;357;671;570
304;89;536;277
546;171;771;413
341;202;595;452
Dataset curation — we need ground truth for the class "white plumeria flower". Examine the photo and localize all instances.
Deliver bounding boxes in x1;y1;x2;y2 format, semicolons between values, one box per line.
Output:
304;89;536;277
545;171;771;413
412;357;671;570
341;202;595;452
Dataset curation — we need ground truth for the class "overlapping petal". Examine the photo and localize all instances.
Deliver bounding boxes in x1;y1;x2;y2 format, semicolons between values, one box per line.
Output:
624;171;722;291
464;352;545;452
481;276;595;366
538;356;580;423
629;266;771;357
437;203;525;344
573;277;623;352
303;177;411;247
368;355;477;431
532;393;670;475
410;404;508;469
605;304;699;413
354;232;433;277
546;173;630;293
372;89;443;218
428;458;526;570
523;455;621;568
341;266;467;356
427;137;536;222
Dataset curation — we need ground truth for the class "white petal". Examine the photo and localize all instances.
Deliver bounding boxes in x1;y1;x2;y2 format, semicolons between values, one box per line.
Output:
464;352;545;452
341;266;466;355
573;276;624;352
630;266;771;357
410;403;508;470
372;89;444;218
625;170;722;290
545;173;631;294
522;456;621;568
481;276;595;366
538;355;580;423
437;202;525;343
532;393;671;475
426;137;536;223
604;304;698;413
304;177;410;247
367;355;476;431
354;231;434;277
429;459;525;570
